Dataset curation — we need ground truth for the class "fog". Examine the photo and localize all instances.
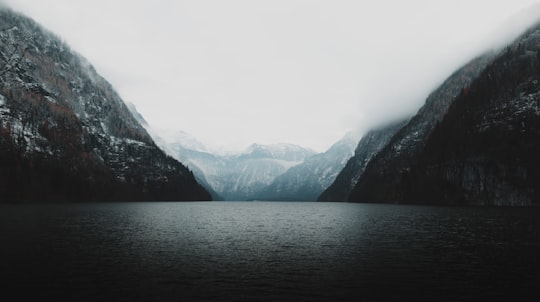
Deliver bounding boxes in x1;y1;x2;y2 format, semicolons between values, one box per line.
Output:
3;0;540;152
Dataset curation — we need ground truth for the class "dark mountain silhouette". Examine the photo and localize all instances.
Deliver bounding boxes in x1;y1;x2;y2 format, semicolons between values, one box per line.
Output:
318;120;407;202
349;21;540;206
126;103;224;201
0;8;211;202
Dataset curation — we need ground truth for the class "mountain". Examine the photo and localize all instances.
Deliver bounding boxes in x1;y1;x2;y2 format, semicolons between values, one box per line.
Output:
153;133;224;201
318;120;407;202
189;143;316;201
0;8;211;202
349;21;540;206
240;143;315;162
147;130;317;201
256;132;360;201
219;144;311;200
127;101;317;201
345;52;494;204
156;128;209;154
154;132;223;200
126;104;222;200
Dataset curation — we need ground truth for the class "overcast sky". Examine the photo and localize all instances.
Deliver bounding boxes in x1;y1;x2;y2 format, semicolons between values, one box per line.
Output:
3;0;540;152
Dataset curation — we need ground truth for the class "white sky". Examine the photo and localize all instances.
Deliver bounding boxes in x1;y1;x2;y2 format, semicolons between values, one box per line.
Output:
3;0;540;152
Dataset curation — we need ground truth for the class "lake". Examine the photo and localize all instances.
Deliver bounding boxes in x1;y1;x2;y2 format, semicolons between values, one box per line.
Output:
1;202;539;301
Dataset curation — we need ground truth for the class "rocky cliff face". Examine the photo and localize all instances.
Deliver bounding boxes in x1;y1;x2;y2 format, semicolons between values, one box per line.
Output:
349;22;540;206
257;132;360;201
0;8;211;202
127;104;223;200
318;120;406;202
348;53;494;204
393;25;540;205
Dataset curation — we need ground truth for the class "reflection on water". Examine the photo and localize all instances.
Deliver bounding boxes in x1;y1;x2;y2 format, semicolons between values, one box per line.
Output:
1;202;539;301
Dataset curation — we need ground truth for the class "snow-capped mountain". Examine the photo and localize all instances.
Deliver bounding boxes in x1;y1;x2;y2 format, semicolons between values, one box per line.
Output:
348;20;540;205
239;143;315;162
0;8;211;202
127;102;317;201
185;143;316;201
256;131;361;201
154;133;223;200
157;129;209;154
139;121;317;201
211;143;316;200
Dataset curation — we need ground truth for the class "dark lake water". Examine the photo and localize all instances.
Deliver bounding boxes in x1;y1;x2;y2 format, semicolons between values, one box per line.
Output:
1;202;539;301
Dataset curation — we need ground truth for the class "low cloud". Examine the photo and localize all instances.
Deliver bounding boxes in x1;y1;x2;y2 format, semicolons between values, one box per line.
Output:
3;0;540;151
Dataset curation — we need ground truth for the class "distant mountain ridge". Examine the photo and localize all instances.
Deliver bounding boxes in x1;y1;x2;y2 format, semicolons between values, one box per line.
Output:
0;8;211;202
257;131;360;201
137;108;363;202
130;110;320;201
240;143;315;162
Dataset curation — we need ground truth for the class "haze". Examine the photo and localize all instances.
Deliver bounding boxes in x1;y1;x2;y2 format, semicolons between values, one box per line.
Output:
3;0;540;152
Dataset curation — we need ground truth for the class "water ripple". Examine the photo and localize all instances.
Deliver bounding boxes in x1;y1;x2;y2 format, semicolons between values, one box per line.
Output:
1;202;540;301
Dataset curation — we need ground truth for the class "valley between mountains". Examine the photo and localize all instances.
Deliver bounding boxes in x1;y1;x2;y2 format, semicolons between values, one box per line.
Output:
1;7;539;205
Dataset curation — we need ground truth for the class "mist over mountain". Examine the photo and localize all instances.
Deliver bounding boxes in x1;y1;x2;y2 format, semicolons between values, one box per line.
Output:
136;106;359;201
2;3;539;206
347;20;540;206
126;104;223;200
178;142;316;201
155;133;222;201
344;53;494;203
8;0;539;154
133;112;318;201
0;8;211;202
318;119;407;202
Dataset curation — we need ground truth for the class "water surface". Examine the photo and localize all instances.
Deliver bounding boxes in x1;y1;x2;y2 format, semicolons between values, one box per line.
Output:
1;202;539;301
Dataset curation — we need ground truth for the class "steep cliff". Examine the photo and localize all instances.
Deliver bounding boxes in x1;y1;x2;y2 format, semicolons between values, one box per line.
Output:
395;25;540;205
318;120;406;202
0;8;211;202
350;22;540;206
